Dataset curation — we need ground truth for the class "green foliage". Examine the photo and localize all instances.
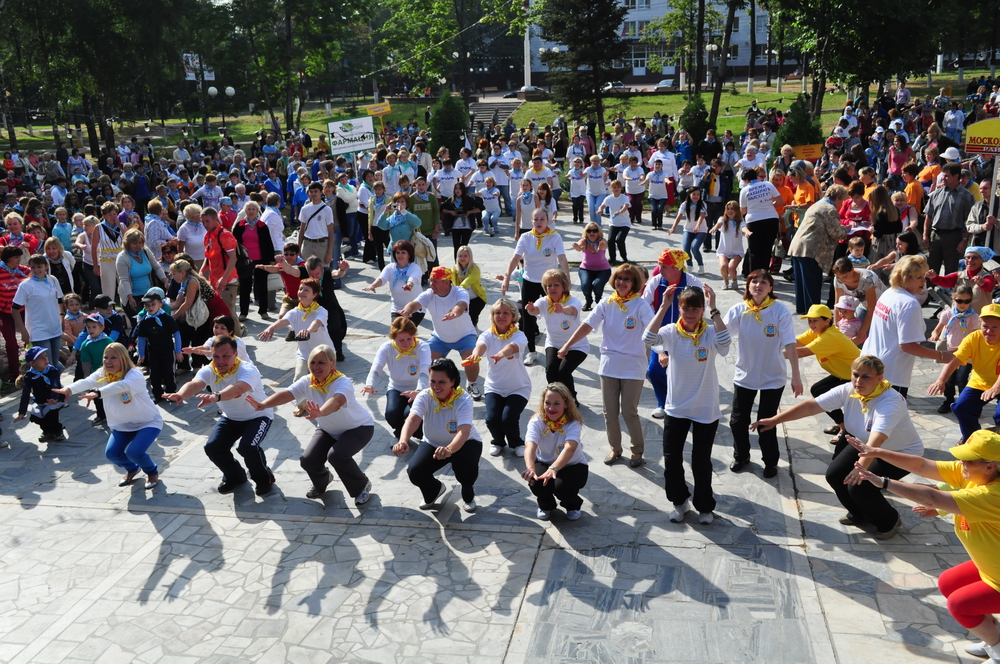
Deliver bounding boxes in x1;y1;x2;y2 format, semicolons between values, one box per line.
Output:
536;0;630;130
775;94;822;147
429;94;469;160
679;94;711;138
642;0;723;78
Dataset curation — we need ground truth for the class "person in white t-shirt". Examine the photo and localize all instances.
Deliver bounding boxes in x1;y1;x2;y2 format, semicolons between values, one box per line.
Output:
641;159;669;229
668;188;709;274
392;358;484;513
362;317;431;440
560;263;653;467
621;155;646;226
861;255;951;397
521;382;589;521
248;344;375;505
753;355;923;539
583;155;610;225
163;336;277;496
257;278;334;379
502;208;569;366
724;270;802;479
362;239;423;324
525;269;587;401
567;157;588;224
644;284;730;525
399;266;482;398
468;298;533;458
597;180;632;264
176;203;208;269
738;168;783;272
13;255;65;370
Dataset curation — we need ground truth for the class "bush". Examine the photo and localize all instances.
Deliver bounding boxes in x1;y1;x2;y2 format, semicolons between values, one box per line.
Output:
775;93;823;148
429;93;469;160
679;94;711;140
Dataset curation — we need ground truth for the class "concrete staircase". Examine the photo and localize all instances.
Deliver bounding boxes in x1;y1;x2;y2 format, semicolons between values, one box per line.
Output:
468;100;523;125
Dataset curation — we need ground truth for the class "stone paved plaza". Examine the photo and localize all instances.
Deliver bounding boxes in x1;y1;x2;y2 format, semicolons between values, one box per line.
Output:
0;212;987;663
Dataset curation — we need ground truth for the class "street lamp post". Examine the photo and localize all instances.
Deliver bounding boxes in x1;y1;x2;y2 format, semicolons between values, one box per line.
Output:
705;44;719;88
208;86;237;136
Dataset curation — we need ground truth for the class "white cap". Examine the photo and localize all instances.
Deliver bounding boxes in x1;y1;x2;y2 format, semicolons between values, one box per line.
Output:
942;147;962;161
836;295;859;311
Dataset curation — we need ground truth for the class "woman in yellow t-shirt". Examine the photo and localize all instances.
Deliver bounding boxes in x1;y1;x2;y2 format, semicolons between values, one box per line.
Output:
792;304;860;439
848;430;1000;660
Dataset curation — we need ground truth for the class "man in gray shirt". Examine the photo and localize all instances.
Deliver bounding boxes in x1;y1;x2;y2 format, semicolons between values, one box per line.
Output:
924;162;975;273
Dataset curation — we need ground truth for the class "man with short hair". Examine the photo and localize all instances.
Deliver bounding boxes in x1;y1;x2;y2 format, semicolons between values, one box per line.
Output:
966;178;999;251
925;162;975;274
201;206;242;332
296;182;335;266
164;336;277;496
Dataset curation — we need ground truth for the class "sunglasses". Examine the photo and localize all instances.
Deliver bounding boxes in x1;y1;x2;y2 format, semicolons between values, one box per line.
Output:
587;230;599;234
954;298;972;304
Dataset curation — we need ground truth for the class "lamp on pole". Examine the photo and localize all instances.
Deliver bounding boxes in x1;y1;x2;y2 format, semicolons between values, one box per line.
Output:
705;44;719;87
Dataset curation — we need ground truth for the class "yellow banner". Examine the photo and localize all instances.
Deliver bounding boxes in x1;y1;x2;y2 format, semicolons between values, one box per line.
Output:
365;101;392;117
792;144;824;160
966;118;1000;155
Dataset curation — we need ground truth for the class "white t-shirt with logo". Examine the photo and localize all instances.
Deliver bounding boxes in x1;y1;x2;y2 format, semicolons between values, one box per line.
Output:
861;287;926;388
602;193;632;228
414;286;477;343
649;322;730;423
584;296;654;380
410;388;481;446
195;360;273;421
514;231;565;283
815;383;923;455
281;306;335;361
525;416;587;466
378;262;422;312
723;300;796;390
533;295;588;353
476;328;533;399
365;339;431;393
738;180;780;223
288;374;374;436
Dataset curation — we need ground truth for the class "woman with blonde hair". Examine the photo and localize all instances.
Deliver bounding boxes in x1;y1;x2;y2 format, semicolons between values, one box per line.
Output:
560;262;652;467
468;297;533;457
861;255;952;397
452;244;487;326
115;227;166;318
43;236;75;295
526;269;587;401
571;222;612;311
522;382;589;521
53;342;163;489
168;258;231;370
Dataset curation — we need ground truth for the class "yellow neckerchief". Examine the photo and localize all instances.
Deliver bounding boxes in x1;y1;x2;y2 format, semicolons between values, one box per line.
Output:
849;378;892;414
743;295;777;323
491;323;518;340
310;370;343;394
675;319;708;345
547;293;570;314
212;357;242;384
609;290;640;312
97;370;123;383
393;339;418;359
530;226;555;251
297;300;320;321
544;413;569;434
433;386;465;412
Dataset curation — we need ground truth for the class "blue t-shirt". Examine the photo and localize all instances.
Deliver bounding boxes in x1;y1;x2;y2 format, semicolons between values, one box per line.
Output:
128;251;153;296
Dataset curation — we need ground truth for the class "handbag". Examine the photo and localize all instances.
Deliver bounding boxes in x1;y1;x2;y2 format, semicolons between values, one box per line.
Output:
181;277;210;328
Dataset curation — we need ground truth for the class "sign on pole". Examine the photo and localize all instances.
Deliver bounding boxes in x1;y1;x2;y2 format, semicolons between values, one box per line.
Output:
327;116;377;156
966;118;1000;156
792;144;824;161
365;101;392;117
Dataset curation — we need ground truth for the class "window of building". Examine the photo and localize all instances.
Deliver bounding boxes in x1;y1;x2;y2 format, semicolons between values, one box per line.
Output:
754;44;770;60
756;15;768;33
731;17;740;33
728;44;739;59
621;20;649;38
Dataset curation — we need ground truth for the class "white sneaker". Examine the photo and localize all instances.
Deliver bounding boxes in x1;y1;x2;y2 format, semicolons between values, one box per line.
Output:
489;444;503;457
523;351;538;366
965;641;987;658
462;499;477;513
566;509;582;521
514;446;525;457
651;407;666;419
467;382;482;400
697;265;705;275
354;480;372;505
537;508;551;520
668;500;689;523
698;511;715;525
419;482;448;509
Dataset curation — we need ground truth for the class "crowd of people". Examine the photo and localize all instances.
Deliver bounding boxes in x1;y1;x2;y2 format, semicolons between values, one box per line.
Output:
2;83;1000;660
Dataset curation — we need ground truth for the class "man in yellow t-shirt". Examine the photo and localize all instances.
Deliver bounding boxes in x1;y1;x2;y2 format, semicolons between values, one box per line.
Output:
930;304;1000;442
846;430;1000;656
793;304;861;434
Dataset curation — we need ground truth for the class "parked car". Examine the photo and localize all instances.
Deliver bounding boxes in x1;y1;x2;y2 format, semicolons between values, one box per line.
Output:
654;79;675;91
502;91;519;98
602;81;626;92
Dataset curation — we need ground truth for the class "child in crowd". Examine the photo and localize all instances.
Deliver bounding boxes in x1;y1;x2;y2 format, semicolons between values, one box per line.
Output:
134;291;182;403
708;201;746;290
847;236;870;269
76;312;113;426
676;160;695;203
61;293;85;368
929;284;980;413
14;347;66;442
835;295;862;340
183;315;251;362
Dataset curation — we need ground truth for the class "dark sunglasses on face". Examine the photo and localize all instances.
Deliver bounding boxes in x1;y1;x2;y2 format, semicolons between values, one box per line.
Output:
954;298;972;304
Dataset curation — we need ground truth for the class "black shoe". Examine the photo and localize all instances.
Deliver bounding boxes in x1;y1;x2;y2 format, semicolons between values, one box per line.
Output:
838;512;866;526
218;476;248;493
336;353;346;362
762;465;778;478
582;303;593;312
255;469;276;496
285;330;297;342
730;458;750;472
937;400;953;414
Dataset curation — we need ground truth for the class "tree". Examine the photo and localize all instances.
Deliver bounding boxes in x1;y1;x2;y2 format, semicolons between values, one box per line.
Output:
708;0;745;128
536;0;629;131
774;94;821;147
643;0;722;95
679;94;711;141
429;93;469;160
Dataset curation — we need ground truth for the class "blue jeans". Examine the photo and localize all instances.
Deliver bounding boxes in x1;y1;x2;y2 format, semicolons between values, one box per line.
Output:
952;387;1000;443
682;231;708;267
482;209;500;234
32;336;63;371
588;193;604;225
791;256;824;315
649;198;667;227
343;212;359;256
498;184;512;216
648;350;667;408
946;128;963;144
106;426;161;475
579;268;612;307
386;388;422;440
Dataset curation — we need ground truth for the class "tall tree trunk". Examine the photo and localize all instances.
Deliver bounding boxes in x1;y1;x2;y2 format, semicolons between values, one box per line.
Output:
84;92;100;157
0;59;16;151
695;0;705;95
748;2;756;93
765;15;773;87
809;39;829;119
284;0;294;131
709;0;738;128
249;31;281;135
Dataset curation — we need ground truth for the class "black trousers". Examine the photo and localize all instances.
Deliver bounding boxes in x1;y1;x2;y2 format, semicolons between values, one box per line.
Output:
826;436;909;531
300;425;373;497
571;196;586;223
203;416;274;487
530;461;589;511
30;408;62;434
519;279;546;353
484;392;528;448
663;416;719;513
730;385;784;468
146;352;176;400
544;348;588;401
407;439;482;503
608;226;630;263
451;228;473;261
385;389;423;440
745;218;779;273
240;261;270;316
811;374;850;423
468;296;486;327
